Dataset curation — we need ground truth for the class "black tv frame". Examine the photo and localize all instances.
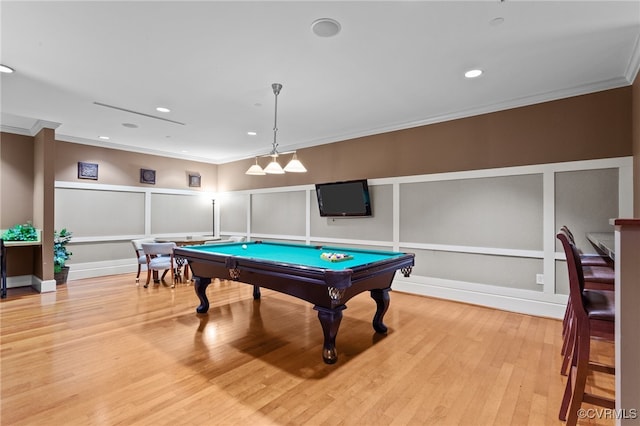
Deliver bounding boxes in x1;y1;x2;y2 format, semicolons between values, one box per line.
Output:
315;179;372;217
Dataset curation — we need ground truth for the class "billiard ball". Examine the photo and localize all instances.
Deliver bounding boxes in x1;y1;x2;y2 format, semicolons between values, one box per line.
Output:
242;244;247;249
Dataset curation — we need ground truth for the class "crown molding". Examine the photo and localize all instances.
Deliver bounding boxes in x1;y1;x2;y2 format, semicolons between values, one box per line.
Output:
55;134;218;165
0;125;32;136
0;120;61;137
625;32;640;84
31;119;61;135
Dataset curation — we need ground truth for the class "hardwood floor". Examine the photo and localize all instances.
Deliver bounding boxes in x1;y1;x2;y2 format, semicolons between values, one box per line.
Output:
1;274;614;425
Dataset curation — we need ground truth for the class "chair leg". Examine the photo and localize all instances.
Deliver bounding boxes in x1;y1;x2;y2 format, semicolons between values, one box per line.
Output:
562;300;572;340
561;312;576;376
560;324;591;426
559;366;574;421
559;325;615;422
560;340;580;420
144;268;152;288
136;264;141;284
172;267;183;287
560;316;583;420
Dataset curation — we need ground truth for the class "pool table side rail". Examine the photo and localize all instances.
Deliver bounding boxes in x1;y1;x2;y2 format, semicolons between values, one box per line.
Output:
178;248;414;309
175;246;414;289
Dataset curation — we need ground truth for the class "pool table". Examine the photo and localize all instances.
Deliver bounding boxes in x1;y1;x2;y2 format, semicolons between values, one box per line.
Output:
174;241;414;364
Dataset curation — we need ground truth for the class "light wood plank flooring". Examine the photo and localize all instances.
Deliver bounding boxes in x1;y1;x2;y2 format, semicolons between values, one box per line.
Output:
1;274;614;425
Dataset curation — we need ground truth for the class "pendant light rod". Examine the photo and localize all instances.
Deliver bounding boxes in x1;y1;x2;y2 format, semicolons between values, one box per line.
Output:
270;83;282;156
245;82;307;175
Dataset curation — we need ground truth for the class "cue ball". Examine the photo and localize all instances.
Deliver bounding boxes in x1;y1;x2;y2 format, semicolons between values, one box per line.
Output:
242;244;247;249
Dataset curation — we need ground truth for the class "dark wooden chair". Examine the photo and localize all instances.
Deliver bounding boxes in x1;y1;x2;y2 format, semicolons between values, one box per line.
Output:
557;231;614;426
559;226;615;375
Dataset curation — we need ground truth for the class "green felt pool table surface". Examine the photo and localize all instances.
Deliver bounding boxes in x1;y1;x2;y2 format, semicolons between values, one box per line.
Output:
180;241;406;270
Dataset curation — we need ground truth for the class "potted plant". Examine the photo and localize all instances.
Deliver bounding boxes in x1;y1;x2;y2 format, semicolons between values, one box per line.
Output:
54;228;72;285
1;222;39;242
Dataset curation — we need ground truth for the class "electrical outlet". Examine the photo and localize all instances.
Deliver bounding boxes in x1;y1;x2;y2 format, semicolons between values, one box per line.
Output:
536;274;544;285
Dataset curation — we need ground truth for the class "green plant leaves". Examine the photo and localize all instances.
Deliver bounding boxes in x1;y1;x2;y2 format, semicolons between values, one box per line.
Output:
1;222;38;241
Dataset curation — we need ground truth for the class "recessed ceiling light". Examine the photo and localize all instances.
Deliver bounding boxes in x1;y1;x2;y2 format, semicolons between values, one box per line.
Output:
465;69;483;78
247;131;257;136
156;107;170;113
122;123;138;128
0;64;15;73
490;17;504;26
311;18;341;37
98;136;110;140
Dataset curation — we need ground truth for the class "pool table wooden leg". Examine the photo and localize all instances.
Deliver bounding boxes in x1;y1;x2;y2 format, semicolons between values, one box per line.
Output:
194;277;212;313
253;285;261;300
314;305;346;364
370;288;390;333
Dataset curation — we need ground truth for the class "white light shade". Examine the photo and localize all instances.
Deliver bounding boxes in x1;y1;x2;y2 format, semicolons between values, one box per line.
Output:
283;154;307;173
245;164;265;175
245;158;266;175
264;159;285;174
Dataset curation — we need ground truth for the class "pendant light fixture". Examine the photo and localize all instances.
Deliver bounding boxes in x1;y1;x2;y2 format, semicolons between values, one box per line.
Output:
245;157;266;175
245;83;307;175
283;152;307;173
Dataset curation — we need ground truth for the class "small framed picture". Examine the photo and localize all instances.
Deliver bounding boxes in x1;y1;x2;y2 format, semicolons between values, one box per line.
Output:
189;173;201;187
140;168;156;184
78;162;98;180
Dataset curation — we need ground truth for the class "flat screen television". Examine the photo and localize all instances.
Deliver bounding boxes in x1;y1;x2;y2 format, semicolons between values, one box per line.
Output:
315;179;372;217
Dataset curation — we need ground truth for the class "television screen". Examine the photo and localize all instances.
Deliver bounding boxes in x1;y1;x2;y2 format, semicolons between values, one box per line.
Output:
315;179;372;217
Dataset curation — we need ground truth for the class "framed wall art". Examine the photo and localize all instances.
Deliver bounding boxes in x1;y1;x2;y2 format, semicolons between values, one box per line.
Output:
140;168;156;184
78;162;98;180
188;173;201;188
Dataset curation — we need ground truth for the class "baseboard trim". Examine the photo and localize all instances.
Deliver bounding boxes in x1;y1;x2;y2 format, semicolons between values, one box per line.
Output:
392;277;566;319
70;266;136;281
66;257;147;282
5;275;34;289
5;275;56;293
32;278;57;293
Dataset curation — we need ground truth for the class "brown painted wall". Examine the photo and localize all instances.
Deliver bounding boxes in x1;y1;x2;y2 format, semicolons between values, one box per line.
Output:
55;142;218;192
0;132;35;228
218;87;632;192
0;132;36;277
633;73;640;217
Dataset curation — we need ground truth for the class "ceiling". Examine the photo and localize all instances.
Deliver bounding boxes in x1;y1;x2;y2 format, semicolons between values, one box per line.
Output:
1;1;639;166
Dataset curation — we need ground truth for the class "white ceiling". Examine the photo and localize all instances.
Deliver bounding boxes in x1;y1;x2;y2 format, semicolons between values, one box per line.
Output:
1;1;639;165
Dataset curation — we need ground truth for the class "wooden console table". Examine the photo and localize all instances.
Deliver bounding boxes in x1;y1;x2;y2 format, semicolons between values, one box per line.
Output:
1;239;6;299
1;237;43;299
